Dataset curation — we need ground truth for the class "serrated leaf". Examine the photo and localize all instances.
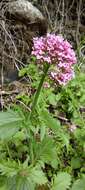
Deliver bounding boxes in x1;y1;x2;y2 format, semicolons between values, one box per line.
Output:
0;162;47;189
0;160;18;177
0;110;22;139
0;124;19;140
6;177;16;190
51;172;71;190
51;159;58;169
39;109;69;150
40;138;57;164
16;178;35;190
17;166;47;188
71;157;81;169
29;167;47;185
40;109;61;133
71;178;85;190
58;132;70;151
0;110;22;126
34;137;57;167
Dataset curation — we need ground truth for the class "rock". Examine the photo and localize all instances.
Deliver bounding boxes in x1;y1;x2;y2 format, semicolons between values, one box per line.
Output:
8;0;44;22
7;0;47;35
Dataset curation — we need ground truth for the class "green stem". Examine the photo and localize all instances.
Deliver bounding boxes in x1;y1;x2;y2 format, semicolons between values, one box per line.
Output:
29;63;50;119
6;143;12;159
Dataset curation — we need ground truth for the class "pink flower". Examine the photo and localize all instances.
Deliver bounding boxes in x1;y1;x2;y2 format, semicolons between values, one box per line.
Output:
32;33;77;85
43;82;50;88
51;66;75;85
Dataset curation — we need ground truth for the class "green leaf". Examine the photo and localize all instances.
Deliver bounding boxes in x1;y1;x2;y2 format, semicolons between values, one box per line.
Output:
17;165;47;189
6;177;16;190
0;160;47;189
0;176;6;187
71;157;81;169
40;109;61;133
16;178;35;190
0;124;19;140
0;177;7;190
71;178;85;190
40;125;46;141
0;160;19;177
39;108;69;150
34;137;58;167
0;110;22;139
51;172;71;190
39;138;57;164
48;94;57;106
29;166;47;185
0;186;7;190
19;67;28;77
0;110;22;126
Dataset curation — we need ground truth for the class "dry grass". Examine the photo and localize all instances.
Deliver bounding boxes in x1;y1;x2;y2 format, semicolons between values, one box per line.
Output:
34;0;85;46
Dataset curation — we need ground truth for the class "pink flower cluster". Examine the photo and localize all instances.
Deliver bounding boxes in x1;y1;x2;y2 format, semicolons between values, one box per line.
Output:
32;33;77;85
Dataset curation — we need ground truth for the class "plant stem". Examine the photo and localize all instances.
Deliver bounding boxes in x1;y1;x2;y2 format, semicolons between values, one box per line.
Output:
6;143;12;159
29;63;50;119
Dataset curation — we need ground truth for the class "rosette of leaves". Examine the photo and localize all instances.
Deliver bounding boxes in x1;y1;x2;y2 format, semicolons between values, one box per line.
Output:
0;159;47;190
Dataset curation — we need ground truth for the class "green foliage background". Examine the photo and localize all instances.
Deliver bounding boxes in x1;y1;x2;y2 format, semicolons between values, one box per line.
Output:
0;51;85;189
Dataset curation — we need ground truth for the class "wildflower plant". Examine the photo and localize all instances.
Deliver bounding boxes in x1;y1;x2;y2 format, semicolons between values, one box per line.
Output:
30;33;77;117
0;33;85;190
